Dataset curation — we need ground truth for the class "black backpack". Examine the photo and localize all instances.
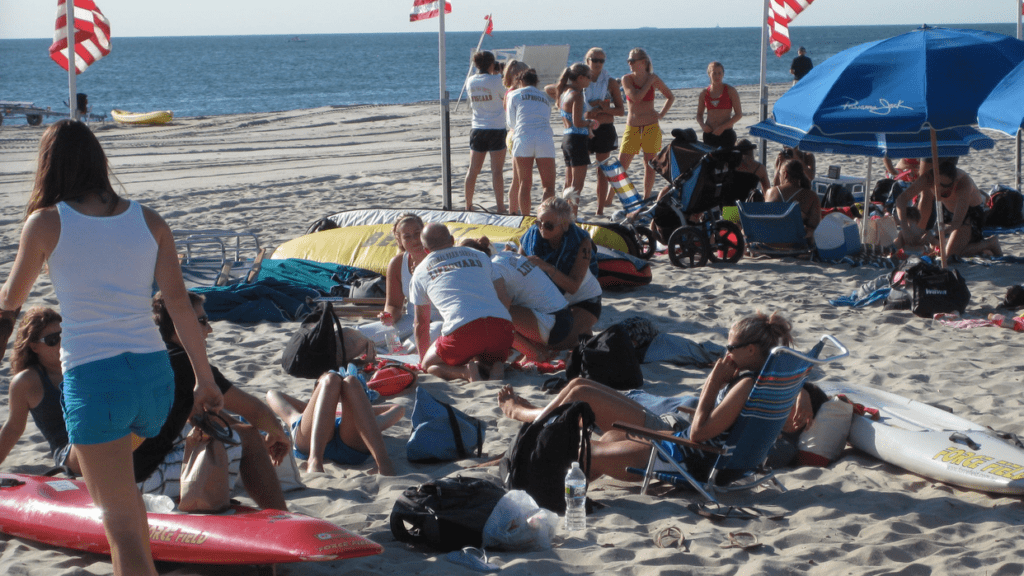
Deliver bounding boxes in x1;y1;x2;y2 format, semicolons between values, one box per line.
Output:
566;324;644;391
389;474;506;551
985;185;1024;228
280;301;346;379
499;401;595;514
821;183;855;209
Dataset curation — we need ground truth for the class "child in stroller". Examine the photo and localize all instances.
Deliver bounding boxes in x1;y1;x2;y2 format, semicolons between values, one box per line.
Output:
648;129;761;268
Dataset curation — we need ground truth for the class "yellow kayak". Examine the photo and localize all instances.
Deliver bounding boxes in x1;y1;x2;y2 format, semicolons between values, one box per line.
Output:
111;109;173;125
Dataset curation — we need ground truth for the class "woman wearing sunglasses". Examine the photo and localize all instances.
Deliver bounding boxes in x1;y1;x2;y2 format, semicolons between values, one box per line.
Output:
519;197;602;343
619;47;674;199
0;308;81;474
498;312;819;481
0;119;222;576
582;48;625;216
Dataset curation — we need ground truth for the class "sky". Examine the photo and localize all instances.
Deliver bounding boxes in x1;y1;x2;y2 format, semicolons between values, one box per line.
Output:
0;0;1020;39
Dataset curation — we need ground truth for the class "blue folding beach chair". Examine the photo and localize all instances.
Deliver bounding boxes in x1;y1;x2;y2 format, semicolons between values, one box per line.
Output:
614;335;848;503
736;201;813;258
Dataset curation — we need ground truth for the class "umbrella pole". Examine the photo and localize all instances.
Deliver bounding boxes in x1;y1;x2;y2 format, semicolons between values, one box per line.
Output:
930;129;948;269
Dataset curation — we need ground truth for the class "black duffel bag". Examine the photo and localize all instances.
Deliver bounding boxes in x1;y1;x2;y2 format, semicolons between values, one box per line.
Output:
390;474;506;552
910;264;970;318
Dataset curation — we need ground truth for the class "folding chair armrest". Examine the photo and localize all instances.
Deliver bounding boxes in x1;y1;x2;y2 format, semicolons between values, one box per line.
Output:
611;421;726;455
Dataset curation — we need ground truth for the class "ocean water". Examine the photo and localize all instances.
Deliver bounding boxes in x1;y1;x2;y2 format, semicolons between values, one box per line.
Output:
0;23;1016;119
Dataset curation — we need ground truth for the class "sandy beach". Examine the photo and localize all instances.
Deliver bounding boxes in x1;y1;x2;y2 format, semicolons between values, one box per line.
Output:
2;82;1024;575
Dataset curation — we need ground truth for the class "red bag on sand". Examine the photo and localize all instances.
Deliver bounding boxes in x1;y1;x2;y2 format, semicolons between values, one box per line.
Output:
367;362;417;396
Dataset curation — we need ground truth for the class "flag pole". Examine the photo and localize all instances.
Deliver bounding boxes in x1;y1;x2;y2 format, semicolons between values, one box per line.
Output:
65;0;78;120
758;0;770;167
455;15;491;113
439;3;453;210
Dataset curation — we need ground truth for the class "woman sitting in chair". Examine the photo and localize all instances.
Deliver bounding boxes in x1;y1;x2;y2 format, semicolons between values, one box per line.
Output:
766;159;821;240
543;312;804;482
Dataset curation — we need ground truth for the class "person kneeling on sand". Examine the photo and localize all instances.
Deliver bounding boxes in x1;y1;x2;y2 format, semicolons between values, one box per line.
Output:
461;237;577;362
266;373;402;476
410;223;515;382
136;292;289;511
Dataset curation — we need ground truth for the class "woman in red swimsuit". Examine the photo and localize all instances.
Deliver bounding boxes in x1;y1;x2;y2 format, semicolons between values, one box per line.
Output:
619;48;674;199
696;61;742;149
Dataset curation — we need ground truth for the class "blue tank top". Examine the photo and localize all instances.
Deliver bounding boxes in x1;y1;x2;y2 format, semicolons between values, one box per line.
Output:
560;92;589;136
27;365;69;456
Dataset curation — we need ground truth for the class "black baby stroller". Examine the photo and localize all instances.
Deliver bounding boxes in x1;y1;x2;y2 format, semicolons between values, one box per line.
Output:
649;129;761;268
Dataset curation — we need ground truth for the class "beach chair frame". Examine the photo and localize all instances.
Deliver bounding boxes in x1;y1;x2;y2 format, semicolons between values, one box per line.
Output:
174;229;264;286
614;335;849;503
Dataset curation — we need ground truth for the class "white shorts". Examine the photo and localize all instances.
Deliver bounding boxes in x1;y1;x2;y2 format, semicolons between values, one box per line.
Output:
512;131;556;159
137;425;243;499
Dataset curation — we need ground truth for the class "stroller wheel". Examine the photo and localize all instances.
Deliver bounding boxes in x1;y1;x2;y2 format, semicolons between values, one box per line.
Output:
708;220;745;263
635;226;656;260
667;226;709;268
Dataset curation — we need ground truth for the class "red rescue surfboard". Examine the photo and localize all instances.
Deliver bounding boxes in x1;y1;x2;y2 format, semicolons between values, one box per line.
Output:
0;473;383;565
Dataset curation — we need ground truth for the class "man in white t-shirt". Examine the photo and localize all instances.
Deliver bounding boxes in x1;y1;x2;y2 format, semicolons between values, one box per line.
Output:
409;224;514;382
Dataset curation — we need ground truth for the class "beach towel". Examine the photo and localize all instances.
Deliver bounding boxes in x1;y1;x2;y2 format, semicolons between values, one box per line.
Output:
520;223;600;279
255;258;379;295
193;278;318;323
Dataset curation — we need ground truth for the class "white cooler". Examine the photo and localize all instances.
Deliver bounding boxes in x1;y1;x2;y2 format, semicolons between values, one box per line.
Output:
815;213;862;260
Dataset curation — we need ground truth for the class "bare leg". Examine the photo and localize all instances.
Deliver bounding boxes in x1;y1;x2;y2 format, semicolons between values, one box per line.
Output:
498;378;649;433
537;157;557;204
515;157;535;216
233;423;287;510
489;149;507;213
335;376;400;476
588;433;651;481
497;384;543;422
594;151;611;216
509;153;522;215
642;152;657;199
76;436;158;576
465;150;487;211
297;373;345;473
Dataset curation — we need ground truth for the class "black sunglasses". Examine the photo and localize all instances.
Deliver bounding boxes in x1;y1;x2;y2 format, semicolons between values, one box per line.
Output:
37;332;62;347
588;57;605;63
540;221;559;231
725;340;757;352
197;315;210;327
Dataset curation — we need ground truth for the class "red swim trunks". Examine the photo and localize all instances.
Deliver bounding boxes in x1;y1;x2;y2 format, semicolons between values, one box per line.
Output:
436;317;514;366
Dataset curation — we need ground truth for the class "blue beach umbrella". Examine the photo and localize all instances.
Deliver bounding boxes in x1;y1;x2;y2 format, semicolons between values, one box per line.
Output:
977;57;1024;136
772;26;1024;136
749;120;994;158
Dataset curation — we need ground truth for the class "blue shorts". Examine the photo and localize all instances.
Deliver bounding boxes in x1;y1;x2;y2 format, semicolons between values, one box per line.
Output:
291;418;370;466
62;351;174;446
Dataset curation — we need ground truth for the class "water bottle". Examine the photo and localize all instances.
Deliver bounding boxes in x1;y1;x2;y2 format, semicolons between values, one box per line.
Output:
564;461;587;532
379;312;403;354
142;493;175;514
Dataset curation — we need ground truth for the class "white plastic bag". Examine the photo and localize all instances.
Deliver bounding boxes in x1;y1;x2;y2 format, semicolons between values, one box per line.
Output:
481;490;558;551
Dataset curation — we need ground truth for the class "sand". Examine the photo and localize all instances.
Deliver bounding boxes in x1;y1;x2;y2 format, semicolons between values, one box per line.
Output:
2;82;1024;575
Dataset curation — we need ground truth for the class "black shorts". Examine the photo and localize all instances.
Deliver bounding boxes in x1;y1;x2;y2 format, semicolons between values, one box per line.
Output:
469;128;507;153
571;296;602;320
562;133;591;167
943;204;986;243
588;123;618;155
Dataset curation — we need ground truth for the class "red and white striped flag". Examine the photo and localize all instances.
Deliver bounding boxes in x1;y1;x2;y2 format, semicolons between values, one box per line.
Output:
768;0;816;57
50;0;111;74
484;14;494;36
410;0;452;22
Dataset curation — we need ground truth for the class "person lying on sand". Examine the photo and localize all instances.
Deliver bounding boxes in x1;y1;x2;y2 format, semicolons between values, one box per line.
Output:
410;223;514;382
0;308;81;474
137;292;289;511
266;373;402;476
502;312;818;482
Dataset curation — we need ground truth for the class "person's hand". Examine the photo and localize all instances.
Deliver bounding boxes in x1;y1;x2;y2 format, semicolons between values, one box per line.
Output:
264;426;291;467
525;255;548;270
192;378;224;417
707;356;738;392
784;390;814;433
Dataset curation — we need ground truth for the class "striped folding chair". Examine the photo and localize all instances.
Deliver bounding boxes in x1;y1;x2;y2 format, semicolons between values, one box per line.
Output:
600;157;648;217
615;335;848;503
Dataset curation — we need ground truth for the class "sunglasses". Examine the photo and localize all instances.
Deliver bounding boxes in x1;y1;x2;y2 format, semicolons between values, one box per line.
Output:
725;340;757;352
539;221;559;231
197;315;210;327
37;332;62;347
627;58;646;64
588;58;605;63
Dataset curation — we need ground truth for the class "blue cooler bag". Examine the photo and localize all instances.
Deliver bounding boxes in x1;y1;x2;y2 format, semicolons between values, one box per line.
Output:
407;387;486;462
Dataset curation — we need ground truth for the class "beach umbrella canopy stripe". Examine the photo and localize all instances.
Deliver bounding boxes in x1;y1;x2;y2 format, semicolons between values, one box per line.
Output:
749;120;994;158
772;27;1024;136
978;58;1024;136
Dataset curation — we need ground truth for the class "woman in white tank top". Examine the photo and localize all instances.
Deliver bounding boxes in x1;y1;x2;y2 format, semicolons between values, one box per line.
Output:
0;120;223;576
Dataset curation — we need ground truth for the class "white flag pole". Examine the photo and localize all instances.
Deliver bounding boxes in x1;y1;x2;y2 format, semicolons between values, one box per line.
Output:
758;0;770;167
439;2;453;210
65;0;78;120
455;15;490;112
